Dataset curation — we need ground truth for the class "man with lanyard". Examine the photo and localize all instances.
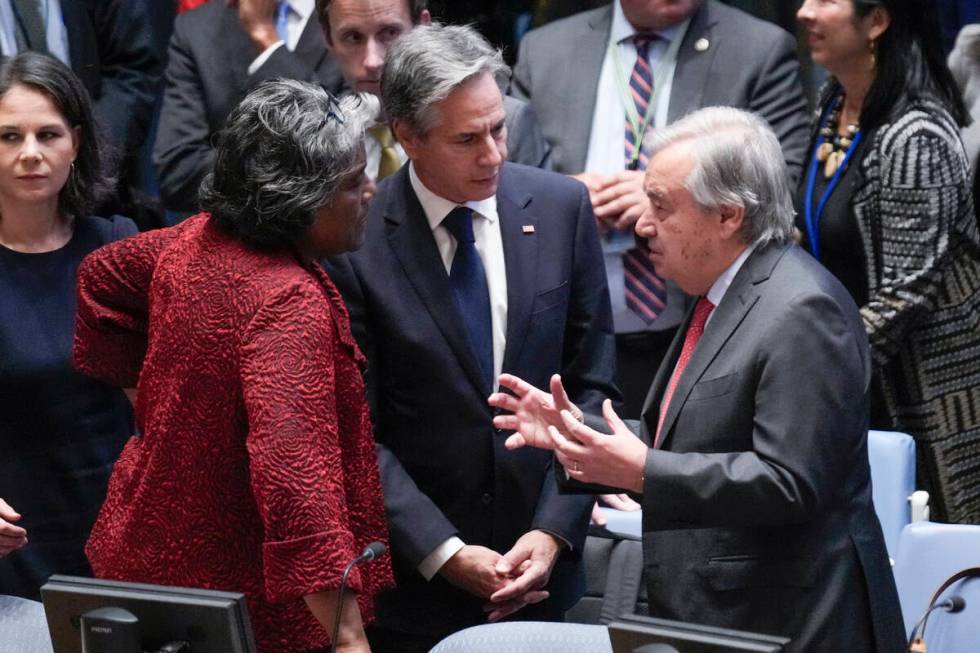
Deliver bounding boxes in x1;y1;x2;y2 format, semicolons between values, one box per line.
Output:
511;0;809;431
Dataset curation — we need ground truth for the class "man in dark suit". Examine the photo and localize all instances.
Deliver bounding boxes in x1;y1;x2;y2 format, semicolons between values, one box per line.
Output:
325;22;618;652
490;107;907;653
511;0;809;416
154;0;344;215
318;0;551;179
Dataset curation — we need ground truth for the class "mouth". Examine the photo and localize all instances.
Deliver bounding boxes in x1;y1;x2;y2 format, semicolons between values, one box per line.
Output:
474;171;499;185
17;174;47;181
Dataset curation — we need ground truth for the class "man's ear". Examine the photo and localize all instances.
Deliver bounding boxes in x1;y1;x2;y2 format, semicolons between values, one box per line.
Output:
717;203;745;239
418;9;431;26
392;119;421;158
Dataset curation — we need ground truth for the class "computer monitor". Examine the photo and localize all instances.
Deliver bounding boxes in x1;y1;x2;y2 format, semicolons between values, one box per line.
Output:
41;575;256;653
609;614;790;653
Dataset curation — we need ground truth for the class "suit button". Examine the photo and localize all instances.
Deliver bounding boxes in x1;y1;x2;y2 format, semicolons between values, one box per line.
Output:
481;493;493;506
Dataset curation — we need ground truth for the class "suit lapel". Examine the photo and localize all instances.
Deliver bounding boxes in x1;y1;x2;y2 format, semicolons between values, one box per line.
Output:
653;243;788;449
383;169;490;397
498;168;539;375
565;7;613;171
667;1;720;124
293;11;330;69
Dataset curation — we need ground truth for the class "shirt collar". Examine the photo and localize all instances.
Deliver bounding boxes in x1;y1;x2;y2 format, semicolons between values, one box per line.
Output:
409;162;499;231
285;0;314;22
706;241;758;308
611;0;680;46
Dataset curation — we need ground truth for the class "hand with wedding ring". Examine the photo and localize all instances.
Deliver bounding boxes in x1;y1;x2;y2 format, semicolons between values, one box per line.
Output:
546;401;647;494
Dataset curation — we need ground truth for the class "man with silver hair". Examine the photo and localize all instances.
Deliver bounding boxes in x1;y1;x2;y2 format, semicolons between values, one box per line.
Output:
490;107;906;652
326;22;618;652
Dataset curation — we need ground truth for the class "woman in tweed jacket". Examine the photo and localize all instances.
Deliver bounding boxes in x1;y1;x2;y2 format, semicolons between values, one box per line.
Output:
796;0;979;522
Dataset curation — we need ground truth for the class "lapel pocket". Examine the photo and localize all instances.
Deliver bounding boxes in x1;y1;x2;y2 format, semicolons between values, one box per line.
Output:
687;372;738;400
531;280;569;315
701;555;816;590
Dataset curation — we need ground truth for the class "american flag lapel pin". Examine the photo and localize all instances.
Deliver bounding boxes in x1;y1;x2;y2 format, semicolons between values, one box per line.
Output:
522;225;535;234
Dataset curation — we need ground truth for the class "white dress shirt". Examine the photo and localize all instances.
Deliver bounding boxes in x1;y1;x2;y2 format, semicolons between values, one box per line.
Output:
247;0;314;75
408;162;509;579
585;0;690;334
0;0;70;64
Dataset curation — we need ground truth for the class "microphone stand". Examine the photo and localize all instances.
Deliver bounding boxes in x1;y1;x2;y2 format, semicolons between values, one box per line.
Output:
329;542;386;653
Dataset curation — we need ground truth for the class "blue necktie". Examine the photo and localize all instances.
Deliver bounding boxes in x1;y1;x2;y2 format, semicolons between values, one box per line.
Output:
275;1;290;44
443;207;493;389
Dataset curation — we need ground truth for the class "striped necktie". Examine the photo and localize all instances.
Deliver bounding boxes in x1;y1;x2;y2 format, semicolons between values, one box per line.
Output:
622;33;667;324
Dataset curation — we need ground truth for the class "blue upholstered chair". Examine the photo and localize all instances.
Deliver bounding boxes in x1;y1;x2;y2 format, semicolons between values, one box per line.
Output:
0;595;53;653
867;429;928;561
892;522;980;647
595;507;642;540
429;621;613;653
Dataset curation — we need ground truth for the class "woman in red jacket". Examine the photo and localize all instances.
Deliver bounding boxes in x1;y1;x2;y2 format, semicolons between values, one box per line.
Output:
73;80;391;653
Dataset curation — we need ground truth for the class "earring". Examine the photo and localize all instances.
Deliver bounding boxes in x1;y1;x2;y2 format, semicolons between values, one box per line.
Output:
869;37;877;68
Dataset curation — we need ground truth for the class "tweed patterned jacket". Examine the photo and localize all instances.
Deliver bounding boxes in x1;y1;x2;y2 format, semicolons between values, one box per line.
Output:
848;96;980;523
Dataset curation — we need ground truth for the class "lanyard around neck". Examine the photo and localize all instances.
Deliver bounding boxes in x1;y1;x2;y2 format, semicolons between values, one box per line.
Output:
610;19;690;168
804;97;863;262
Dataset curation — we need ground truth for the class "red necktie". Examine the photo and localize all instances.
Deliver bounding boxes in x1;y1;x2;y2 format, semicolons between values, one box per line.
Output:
654;297;715;447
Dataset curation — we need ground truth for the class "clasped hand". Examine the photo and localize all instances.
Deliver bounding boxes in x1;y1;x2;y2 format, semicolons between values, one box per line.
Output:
440;530;560;623
0;498;27;557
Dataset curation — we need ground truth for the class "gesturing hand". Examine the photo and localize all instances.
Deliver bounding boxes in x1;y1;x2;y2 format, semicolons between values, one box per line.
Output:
488;373;583;451
0;498;28;557
549;400;647;493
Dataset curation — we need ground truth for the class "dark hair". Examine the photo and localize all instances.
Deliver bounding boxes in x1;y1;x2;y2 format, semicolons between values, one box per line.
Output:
199;79;376;248
850;0;967;129
0;51;111;218
317;0;428;37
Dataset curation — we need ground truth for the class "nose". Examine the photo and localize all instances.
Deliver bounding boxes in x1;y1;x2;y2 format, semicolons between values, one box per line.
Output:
478;133;503;167
363;39;385;74
634;207;656;239
796;0;814;23
19;135;41;162
361;172;377;202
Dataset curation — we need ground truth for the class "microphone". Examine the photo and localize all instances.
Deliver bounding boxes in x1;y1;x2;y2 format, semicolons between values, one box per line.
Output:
908;596;966;652
329;542;387;653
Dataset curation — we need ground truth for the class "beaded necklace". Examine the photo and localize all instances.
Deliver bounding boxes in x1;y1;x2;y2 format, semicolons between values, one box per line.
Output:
815;94;861;178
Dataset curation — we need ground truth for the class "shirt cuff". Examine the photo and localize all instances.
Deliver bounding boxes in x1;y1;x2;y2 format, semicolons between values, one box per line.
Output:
535;528;572;551
418;536;465;581
247;40;286;75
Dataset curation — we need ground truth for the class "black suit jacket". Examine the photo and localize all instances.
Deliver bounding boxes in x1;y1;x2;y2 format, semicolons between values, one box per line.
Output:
153;0;343;213
326;163;619;637
60;0;165;158
579;243;905;652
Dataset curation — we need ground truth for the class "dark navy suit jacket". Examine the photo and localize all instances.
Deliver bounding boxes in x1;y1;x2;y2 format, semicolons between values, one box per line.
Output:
326;162;619;637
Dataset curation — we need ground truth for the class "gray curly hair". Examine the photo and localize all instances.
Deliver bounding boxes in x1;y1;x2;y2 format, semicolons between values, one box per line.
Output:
200;79;378;248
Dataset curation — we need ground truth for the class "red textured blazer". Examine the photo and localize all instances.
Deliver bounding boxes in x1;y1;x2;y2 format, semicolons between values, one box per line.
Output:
74;215;393;652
